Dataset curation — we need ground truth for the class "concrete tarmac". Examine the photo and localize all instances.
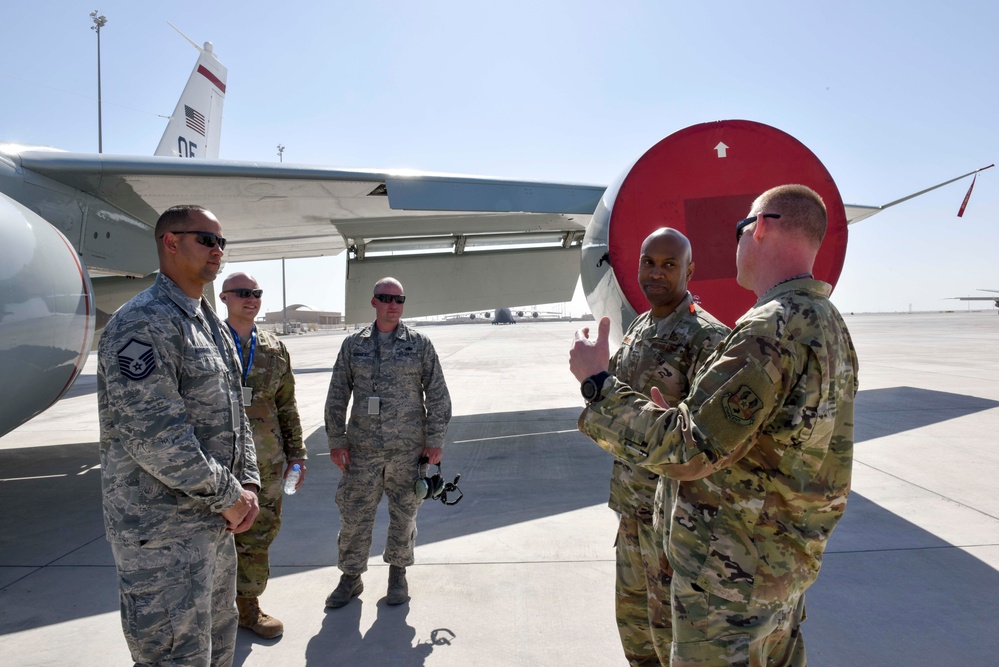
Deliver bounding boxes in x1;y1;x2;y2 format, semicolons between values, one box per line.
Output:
1;311;998;666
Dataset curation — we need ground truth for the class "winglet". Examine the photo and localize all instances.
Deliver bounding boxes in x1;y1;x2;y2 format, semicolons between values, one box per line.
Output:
154;25;227;159
846;164;994;225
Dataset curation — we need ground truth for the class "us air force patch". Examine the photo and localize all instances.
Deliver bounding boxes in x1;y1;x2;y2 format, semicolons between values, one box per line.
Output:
117;338;156;380
722;385;762;426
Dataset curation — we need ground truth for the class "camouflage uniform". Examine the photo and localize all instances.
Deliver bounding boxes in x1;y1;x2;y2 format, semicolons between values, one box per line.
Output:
98;273;259;667
580;278;858;666
325;322;451;574
231;327;306;598
607;293;728;666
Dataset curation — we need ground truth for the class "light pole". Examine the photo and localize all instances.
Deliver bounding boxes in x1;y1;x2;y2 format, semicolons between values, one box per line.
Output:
277;144;287;332
90;11;108;153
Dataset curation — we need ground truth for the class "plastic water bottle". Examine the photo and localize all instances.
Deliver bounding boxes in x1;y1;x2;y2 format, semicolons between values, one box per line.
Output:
283;464;301;495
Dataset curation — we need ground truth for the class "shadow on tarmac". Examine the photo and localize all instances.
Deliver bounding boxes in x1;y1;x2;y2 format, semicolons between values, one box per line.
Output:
2;388;999;666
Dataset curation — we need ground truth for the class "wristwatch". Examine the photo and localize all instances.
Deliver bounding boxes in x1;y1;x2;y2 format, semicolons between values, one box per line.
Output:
581;371;611;404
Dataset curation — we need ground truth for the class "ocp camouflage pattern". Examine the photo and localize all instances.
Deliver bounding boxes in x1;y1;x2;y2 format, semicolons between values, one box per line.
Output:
608;293;730;522
235;328;304;596
605;292;729;665
581;278;858;606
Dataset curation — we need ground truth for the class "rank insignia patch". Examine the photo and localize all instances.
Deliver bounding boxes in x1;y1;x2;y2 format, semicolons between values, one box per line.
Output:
722;385;763;425
117;338;156;380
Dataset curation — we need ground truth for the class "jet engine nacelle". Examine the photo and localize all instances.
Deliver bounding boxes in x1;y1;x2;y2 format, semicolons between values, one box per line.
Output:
0;193;95;438
582;120;848;347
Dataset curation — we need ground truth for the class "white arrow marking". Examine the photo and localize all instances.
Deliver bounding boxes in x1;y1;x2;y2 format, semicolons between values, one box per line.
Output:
715;142;729;158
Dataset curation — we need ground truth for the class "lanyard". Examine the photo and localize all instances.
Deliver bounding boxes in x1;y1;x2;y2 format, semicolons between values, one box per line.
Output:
227;324;257;385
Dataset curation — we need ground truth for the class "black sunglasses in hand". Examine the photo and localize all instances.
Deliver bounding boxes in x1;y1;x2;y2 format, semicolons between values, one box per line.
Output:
374;294;406;304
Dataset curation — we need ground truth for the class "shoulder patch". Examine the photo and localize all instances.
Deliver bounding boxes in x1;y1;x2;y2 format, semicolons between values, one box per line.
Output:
722;385;763;426
117;338;156;380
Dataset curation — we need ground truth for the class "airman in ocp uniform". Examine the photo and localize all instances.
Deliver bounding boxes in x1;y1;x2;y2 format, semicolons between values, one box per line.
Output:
221;272;307;639
98;205;260;667
604;229;729;666
324;277;452;608
571;185;859;666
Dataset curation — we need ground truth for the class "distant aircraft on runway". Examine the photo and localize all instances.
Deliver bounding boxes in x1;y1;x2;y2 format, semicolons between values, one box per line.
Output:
950;289;999;313
0;30;992;438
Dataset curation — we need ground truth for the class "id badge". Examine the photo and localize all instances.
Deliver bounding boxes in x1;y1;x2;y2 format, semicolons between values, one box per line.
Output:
242;386;253;406
368;397;380;415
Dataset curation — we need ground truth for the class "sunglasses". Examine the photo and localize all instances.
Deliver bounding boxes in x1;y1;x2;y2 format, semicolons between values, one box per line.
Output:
162;230;228;251
374;293;406;304
735;213;781;242
222;288;263;299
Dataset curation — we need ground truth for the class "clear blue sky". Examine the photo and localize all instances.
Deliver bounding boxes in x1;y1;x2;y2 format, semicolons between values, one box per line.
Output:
5;1;997;314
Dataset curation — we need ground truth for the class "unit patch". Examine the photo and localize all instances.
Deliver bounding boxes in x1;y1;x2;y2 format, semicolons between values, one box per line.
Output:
117;338;156;380
722;385;763;426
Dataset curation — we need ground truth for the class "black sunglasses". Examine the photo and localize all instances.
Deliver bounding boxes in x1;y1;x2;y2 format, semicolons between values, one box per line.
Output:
374;294;406;304
222;288;263;299
162;230;228;251
735;214;781;242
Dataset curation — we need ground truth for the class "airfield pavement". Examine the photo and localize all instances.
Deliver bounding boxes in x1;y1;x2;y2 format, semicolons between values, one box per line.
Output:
1;311;998;666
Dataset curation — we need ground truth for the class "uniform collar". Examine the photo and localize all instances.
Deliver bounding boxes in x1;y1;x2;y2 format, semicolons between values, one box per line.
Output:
756;277;831;305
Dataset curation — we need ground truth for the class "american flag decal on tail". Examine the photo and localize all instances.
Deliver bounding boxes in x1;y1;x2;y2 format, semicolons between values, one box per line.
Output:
184;105;206;136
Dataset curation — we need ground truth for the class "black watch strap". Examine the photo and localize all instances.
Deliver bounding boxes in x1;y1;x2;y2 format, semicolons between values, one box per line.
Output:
581;371;611;403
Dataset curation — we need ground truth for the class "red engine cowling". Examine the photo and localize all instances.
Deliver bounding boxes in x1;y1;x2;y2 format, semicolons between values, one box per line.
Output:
581;120;848;346
0;193;95;438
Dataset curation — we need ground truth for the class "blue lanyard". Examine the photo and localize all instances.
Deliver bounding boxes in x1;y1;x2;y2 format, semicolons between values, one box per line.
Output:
227;324;256;384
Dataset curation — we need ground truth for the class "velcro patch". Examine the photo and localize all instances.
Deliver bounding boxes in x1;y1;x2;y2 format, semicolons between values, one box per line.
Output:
117;338;156;381
722;385;763;426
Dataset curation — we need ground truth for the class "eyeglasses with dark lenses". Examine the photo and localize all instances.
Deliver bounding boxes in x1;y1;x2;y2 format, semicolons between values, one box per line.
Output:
222;288;263;299
374;293;406;304
163;230;228;250
735;214;781;242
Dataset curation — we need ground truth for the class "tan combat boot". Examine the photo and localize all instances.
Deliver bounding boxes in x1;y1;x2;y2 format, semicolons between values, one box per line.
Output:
386;565;409;605
236;596;284;639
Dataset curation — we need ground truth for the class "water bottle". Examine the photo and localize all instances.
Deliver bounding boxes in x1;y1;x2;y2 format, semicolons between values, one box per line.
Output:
283;464;302;495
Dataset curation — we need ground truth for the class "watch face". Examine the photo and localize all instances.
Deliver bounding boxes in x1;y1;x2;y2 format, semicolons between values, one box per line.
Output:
582;379;598;401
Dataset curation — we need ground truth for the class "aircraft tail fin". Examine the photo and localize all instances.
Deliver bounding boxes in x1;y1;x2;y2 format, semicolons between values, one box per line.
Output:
154;24;227;159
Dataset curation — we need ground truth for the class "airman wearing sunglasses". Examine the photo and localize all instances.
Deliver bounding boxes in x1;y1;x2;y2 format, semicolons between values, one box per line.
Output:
97;205;260;667
571;185;858;666
220;272;306;639
324;277;452;608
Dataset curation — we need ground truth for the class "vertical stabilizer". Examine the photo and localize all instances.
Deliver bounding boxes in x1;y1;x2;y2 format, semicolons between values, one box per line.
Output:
154;25;227;159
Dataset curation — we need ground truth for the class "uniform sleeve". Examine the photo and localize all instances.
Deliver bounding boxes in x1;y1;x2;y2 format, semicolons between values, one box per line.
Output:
325;336;354;450
689;324;730;379
100;315;244;513
239;402;260;489
579;334;785;481
421;338;452;449
275;341;307;460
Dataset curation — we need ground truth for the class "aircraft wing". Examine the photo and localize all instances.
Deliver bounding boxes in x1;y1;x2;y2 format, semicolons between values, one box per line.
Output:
14;149;604;320
19;151;603;266
844;164;994;224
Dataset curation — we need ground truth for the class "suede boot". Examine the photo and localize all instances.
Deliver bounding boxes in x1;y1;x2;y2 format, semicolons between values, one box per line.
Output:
236;596;284;639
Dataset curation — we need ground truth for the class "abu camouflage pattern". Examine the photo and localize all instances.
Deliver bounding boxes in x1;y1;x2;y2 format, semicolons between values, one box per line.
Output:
335;448;423;573
325;322;452;571
581;278;858;607
605;293;729;665
234;328;305;597
98;273;259;544
325;322;451;453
